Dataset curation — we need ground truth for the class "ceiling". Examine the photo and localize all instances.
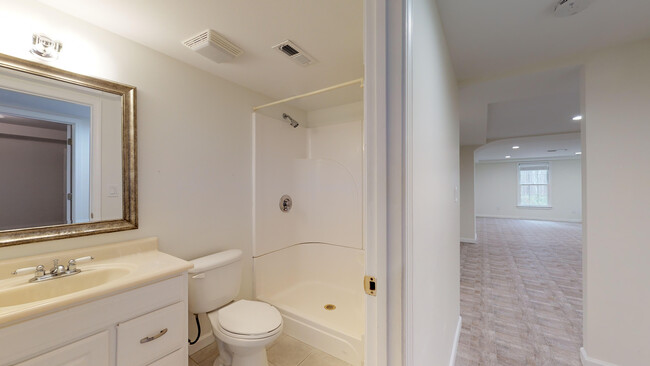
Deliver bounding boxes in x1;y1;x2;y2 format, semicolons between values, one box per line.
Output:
446;0;650;152
38;0;364;112
460;65;581;146
475;133;581;162
437;0;650;82
487;91;580;141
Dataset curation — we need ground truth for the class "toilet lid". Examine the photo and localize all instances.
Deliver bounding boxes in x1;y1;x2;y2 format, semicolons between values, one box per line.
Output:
217;300;282;335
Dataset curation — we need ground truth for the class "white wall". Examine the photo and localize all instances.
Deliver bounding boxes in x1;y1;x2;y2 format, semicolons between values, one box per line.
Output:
582;39;650;366
0;0;307;301
307;101;363;127
459;145;477;242
407;0;460;365
475;159;582;222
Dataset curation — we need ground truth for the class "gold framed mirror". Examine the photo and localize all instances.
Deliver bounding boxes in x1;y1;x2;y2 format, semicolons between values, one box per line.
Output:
0;52;136;246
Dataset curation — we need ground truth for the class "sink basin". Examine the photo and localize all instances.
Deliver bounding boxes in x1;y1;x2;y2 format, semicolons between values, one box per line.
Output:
0;266;132;307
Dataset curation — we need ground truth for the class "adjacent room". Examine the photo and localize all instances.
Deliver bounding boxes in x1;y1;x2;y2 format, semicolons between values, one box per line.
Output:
443;0;650;365
457;67;584;365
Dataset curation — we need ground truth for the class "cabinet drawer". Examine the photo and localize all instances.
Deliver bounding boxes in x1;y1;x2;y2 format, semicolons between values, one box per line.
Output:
147;348;187;366
117;302;185;366
16;331;110;366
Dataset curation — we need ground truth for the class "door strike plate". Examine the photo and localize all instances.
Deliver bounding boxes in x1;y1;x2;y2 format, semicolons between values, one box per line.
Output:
364;275;376;296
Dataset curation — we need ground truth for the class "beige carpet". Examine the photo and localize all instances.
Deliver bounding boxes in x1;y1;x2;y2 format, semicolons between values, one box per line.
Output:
456;218;583;366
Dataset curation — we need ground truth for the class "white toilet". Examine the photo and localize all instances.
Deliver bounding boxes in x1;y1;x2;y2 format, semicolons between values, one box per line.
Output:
188;249;283;366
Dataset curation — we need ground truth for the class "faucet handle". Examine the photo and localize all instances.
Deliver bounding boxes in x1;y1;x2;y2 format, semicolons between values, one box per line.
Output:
67;256;94;271
12;265;45;277
35;265;45;277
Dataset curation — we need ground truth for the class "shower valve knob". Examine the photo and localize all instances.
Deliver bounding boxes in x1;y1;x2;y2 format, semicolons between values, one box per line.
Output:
279;195;293;212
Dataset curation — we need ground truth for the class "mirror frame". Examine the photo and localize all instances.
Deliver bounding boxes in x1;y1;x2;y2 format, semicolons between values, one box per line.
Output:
0;53;137;247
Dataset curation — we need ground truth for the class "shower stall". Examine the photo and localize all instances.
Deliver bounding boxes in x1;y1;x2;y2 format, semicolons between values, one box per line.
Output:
252;108;364;366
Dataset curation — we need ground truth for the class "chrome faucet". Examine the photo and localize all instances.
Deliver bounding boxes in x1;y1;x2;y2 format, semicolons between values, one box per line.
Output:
12;256;94;283
49;259;66;275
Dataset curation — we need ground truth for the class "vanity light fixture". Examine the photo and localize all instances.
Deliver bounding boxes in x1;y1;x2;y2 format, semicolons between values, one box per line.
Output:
30;33;63;60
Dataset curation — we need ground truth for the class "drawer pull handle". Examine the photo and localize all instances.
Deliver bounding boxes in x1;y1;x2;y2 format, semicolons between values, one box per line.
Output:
140;328;168;344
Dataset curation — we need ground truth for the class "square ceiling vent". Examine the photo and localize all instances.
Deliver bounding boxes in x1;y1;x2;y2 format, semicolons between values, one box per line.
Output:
272;40;317;66
183;29;243;63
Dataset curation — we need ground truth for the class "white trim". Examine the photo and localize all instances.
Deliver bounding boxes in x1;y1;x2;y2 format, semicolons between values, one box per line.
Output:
460;236;477;244
476;214;582;223
516;205;552;209
477;156;581;164
385;0;406;365
449;316;462;366
580;348;619;366
403;0;414;363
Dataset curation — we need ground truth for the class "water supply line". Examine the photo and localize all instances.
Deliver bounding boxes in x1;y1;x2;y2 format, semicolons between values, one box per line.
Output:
188;313;201;345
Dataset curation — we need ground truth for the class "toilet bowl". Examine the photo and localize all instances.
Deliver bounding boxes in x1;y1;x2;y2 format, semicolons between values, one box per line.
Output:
208;300;283;366
188;250;283;366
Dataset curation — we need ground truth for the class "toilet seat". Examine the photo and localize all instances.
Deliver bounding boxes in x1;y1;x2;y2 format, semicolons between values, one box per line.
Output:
215;321;282;340
208;300;282;339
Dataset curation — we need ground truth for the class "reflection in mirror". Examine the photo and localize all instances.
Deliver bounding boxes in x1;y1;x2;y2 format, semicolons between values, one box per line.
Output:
0;53;136;246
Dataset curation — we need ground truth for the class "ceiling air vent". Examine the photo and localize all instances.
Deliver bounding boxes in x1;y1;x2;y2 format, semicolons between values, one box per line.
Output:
273;40;317;66
183;29;243;63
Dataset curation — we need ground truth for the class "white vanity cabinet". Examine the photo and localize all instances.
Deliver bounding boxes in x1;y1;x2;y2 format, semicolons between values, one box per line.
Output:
0;274;189;366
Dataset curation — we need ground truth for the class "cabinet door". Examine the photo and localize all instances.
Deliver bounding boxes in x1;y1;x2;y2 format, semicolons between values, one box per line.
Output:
147;348;187;366
16;331;109;366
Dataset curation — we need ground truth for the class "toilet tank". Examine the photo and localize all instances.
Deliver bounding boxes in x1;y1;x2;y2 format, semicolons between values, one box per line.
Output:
188;249;242;314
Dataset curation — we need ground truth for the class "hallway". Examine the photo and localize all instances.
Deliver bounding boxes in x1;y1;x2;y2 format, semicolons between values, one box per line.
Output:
456;218;582;366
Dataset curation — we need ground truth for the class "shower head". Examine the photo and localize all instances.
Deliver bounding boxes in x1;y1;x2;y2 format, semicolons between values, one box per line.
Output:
282;113;299;128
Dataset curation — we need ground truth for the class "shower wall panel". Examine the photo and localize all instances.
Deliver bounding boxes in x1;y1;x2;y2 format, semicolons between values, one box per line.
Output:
253;114;363;256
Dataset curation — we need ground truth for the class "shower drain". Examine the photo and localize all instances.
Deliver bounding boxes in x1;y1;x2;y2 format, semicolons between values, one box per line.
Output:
324;304;336;311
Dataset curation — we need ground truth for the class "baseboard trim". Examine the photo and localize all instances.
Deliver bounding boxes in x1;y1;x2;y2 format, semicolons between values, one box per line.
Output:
476;214;582;224
580;347;618;366
460;236;476;244
449;316;462;366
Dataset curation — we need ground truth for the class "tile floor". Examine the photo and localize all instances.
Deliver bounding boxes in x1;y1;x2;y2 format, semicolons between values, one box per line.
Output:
455;218;583;366
188;334;352;366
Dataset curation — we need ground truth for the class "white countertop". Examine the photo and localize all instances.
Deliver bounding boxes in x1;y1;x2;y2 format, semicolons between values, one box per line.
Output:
0;237;193;327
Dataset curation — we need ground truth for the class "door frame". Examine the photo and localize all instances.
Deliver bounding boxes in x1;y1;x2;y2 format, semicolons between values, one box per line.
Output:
363;0;388;365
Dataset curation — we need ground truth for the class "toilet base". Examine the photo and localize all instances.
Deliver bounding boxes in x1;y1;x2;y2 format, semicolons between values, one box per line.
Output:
214;338;270;366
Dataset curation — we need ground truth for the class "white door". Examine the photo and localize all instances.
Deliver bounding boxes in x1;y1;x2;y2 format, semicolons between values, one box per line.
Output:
16;331;109;366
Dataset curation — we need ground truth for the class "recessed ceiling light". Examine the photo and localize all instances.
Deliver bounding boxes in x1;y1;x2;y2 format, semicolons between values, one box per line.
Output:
505;155;511;159
572;115;583;121
512;146;520;149
575;152;582;155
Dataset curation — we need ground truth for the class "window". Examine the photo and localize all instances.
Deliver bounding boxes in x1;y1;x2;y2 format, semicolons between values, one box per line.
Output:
518;162;550;207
